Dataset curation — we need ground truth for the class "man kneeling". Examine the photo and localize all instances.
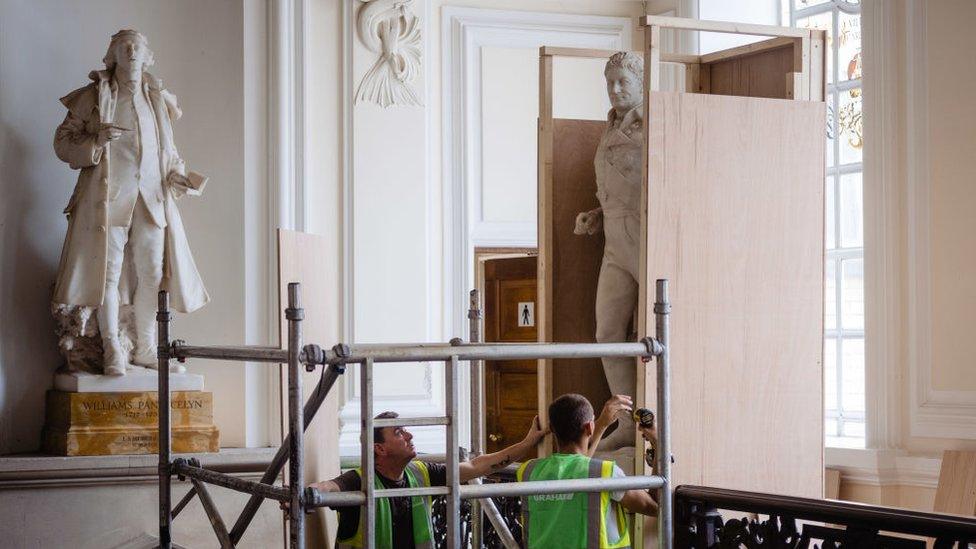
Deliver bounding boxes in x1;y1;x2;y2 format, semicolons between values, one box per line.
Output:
311;411;546;548
517;393;658;549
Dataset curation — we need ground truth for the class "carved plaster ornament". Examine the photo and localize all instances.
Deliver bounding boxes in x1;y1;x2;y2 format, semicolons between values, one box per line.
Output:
355;0;423;107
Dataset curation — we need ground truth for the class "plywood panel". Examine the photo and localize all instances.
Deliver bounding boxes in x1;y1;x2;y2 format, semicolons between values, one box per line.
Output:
546;118;612;412
643;93;825;498
278;229;341;548
706;45;796;99
934;450;976;516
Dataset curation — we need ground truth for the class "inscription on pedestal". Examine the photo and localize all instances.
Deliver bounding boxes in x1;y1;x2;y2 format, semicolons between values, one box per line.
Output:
42;390;220;456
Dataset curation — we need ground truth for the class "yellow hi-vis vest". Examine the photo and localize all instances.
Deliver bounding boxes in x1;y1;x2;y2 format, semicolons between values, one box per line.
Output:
335;461;435;549
516;453;631;549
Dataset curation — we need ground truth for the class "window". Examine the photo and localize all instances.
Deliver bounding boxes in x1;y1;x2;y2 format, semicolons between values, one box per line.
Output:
787;0;865;448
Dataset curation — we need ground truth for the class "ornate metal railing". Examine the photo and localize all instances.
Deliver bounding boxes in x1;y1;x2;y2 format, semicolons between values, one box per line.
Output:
432;469;523;549
675;485;976;548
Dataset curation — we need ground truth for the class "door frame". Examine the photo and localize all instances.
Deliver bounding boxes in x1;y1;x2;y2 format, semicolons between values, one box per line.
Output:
473;247;537;454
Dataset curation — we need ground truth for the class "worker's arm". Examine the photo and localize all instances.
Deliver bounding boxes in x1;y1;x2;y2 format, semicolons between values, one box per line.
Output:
308;479;341;492
586;395;634;457
459;416;548;482
638;421;660;504
620;488;659;516
308;467;364;494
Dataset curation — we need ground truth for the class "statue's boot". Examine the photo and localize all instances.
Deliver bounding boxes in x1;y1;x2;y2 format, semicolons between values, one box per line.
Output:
131;342;157;367
135;341;185;373
597;355;638;450
103;339;127;376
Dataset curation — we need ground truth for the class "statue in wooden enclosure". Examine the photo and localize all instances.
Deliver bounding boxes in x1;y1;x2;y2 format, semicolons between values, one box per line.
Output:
573;51;643;450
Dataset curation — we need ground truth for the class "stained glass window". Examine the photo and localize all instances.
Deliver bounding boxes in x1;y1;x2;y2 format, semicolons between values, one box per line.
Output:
789;0;865;448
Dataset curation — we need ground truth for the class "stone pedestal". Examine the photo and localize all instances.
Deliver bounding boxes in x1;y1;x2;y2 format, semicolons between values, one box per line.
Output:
42;389;220;456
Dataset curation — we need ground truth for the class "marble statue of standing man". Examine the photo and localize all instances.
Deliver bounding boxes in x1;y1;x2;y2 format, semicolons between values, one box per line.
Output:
53;30;209;376
574;52;644;450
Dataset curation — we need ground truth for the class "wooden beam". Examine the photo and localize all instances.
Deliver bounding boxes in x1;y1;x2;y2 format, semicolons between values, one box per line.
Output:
646;24;661;93
536;52;554;458
539;46;700;65
700;36;795;65
641;14;812;39
685;63;701;93
809;31;826;102
540;46;617;59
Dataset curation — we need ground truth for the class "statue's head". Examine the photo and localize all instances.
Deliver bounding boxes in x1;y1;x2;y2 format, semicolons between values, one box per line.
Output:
103;30;154;75
604;51;643;113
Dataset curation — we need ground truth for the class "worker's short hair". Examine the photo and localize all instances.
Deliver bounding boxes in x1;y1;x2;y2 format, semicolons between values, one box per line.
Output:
374;411;398;443
548;394;595;444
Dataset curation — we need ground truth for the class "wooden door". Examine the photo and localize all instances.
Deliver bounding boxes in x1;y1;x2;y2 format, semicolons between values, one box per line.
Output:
484;256;538;456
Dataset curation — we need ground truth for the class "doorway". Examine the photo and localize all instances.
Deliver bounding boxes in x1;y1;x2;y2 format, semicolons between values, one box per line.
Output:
478;250;538;456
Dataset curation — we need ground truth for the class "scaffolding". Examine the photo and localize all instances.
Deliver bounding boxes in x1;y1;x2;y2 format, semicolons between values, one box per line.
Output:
155;279;673;549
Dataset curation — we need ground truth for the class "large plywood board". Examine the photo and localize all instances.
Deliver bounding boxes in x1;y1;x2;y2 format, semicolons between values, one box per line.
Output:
934;450;976;516
542;118;612;412
642;93;825;498
278;229;341;549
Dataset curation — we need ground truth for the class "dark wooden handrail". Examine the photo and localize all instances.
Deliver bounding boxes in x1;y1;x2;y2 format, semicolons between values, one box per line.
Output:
675;485;976;546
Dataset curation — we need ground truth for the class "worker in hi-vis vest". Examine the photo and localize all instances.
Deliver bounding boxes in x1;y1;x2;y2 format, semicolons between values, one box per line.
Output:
516;393;659;549
310;410;548;549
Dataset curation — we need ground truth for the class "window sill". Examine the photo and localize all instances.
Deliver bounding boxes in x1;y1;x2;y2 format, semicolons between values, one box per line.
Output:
0;447;278;488
825;447;942;488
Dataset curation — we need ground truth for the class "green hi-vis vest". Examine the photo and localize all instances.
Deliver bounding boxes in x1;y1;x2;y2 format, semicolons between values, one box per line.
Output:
335;461;435;549
516;453;631;549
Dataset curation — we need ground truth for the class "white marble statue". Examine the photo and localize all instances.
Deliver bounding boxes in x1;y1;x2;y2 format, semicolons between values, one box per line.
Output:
52;30;209;376
574;52;644;450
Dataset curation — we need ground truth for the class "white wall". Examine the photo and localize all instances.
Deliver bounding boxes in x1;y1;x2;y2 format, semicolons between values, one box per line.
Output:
698;0;782;53
0;475;282;548
831;0;976;511
899;0;976;453
480;48;610;235
0;0;272;453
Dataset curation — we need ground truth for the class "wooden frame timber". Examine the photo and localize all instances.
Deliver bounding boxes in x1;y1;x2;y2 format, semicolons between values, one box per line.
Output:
537;16;827;547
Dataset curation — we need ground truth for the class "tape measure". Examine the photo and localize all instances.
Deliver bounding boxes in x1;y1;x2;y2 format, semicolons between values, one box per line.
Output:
632;408;655;428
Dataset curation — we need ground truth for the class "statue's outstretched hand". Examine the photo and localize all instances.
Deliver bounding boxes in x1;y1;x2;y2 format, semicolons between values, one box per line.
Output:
96;126;124;147
573;208;603;235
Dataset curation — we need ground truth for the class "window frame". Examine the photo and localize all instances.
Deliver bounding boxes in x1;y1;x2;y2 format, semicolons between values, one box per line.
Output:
789;0;865;449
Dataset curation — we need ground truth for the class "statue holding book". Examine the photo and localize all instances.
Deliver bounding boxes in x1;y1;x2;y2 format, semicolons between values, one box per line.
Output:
51;29;209;376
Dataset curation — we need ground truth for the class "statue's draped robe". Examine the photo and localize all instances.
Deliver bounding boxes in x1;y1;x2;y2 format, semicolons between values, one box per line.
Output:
53;69;208;313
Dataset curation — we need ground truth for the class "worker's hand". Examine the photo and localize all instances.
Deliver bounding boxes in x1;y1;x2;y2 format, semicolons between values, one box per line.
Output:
522;415;549;445
573;208;603;235
596;394;633;431
638;421;657;448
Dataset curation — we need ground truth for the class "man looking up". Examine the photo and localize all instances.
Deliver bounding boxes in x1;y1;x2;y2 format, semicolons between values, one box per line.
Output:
516;393;658;549
311;411;547;549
